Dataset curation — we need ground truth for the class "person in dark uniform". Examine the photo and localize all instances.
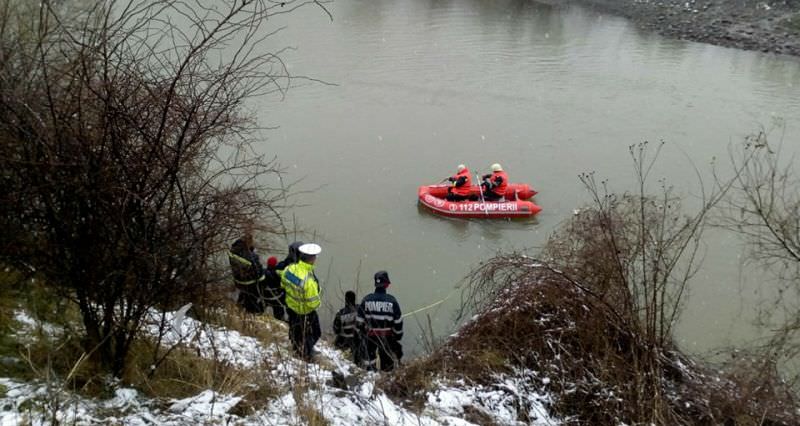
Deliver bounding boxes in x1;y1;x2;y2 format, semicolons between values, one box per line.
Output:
357;271;403;372
333;290;363;365
262;256;286;321
275;241;304;271
228;234;266;314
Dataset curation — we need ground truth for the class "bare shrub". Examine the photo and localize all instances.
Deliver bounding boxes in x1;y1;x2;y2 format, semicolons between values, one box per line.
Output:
539;142;731;422
716;128;800;393
708;349;799;425
394;256;800;424
0;0;321;377
417;141;778;423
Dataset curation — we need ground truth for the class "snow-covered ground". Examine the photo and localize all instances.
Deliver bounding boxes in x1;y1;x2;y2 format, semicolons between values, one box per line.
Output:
1;309;560;425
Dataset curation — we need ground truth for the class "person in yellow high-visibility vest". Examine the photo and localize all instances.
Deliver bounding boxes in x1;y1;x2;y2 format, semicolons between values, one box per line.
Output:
280;242;322;359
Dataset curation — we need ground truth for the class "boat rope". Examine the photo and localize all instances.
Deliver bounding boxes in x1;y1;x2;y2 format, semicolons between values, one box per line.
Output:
401;285;461;319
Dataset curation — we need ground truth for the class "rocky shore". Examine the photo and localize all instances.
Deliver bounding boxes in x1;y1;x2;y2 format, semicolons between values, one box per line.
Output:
573;0;800;57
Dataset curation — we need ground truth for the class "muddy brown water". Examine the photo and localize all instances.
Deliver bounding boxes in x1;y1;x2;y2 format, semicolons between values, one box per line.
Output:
251;0;800;357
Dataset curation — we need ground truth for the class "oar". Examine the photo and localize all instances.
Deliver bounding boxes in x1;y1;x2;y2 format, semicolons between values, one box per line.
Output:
476;174;489;217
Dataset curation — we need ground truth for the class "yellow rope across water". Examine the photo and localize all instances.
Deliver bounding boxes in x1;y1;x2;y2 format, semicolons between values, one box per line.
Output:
401;285;461;318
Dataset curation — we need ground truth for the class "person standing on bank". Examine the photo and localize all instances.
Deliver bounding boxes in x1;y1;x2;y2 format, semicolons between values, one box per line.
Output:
276;241;304;271
262;256;286;321
228;234;266;314
333;290;363;365
480;163;509;201
357;271;403;372
280;243;322;359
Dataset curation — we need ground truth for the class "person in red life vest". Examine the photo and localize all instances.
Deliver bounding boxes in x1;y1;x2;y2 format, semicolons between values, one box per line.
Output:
481;163;509;201
357;271;403;371
446;164;473;201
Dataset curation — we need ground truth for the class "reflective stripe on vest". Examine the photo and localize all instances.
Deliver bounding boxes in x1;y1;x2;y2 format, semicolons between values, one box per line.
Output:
234;277;263;285
229;251;265;285
281;263;320;314
340;312;357;338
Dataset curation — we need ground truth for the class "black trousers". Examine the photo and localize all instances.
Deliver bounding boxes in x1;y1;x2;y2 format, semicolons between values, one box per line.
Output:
236;284;264;314
262;292;286;321
287;309;321;358
481;190;502;201
335;335;365;365
365;336;401;372
446;193;467;201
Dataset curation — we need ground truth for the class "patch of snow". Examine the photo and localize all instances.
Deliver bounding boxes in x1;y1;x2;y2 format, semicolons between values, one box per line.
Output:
13;310;61;337
168;389;241;419
1;307;560;425
424;375;559;426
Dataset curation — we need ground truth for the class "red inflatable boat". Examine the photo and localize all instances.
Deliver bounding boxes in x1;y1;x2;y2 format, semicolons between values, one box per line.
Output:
418;183;542;219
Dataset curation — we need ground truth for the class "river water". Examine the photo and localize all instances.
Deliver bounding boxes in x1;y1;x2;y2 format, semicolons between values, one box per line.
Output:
253;0;800;356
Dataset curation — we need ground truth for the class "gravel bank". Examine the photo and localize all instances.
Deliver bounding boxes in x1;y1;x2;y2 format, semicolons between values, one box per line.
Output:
572;0;800;57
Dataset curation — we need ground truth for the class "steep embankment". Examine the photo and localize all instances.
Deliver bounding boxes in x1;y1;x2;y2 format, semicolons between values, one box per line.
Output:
0;306;560;425
573;0;800;56
388;259;799;424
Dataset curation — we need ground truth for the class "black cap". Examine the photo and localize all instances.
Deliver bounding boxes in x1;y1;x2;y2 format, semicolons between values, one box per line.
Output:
374;270;390;286
287;241;304;262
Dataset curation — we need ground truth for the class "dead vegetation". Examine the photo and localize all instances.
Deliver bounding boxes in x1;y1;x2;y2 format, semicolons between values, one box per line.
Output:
0;0;313;378
390;257;800;424
389;142;800;424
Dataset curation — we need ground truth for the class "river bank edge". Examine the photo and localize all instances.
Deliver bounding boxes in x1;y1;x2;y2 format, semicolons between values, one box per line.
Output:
561;0;800;57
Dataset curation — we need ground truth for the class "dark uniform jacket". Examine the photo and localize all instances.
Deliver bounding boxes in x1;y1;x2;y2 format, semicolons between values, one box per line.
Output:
333;305;358;346
228;239;265;313
228;239;264;286
262;267;284;302
356;288;403;339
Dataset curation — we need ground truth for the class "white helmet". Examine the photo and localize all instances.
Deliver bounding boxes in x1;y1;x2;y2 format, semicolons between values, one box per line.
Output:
491;163;503;172
457;164;466;172
298;243;322;256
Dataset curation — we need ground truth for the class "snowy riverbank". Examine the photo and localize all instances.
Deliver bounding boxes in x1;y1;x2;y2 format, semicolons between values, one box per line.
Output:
0;309;560;425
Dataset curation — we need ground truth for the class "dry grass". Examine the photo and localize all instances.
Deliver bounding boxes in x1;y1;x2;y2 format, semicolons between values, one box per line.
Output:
121;298;292;408
1;263;315;421
380;356;442;411
192;296;287;346
0;267;108;393
390;257;800;424
229;380;283;417
0;268;26;377
295;387;329;426
2;269;289;410
125;339;249;399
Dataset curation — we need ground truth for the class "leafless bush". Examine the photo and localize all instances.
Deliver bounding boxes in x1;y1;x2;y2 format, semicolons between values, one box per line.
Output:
402;254;800;424
0;0;322;377
716;128;800;391
438;142;755;423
